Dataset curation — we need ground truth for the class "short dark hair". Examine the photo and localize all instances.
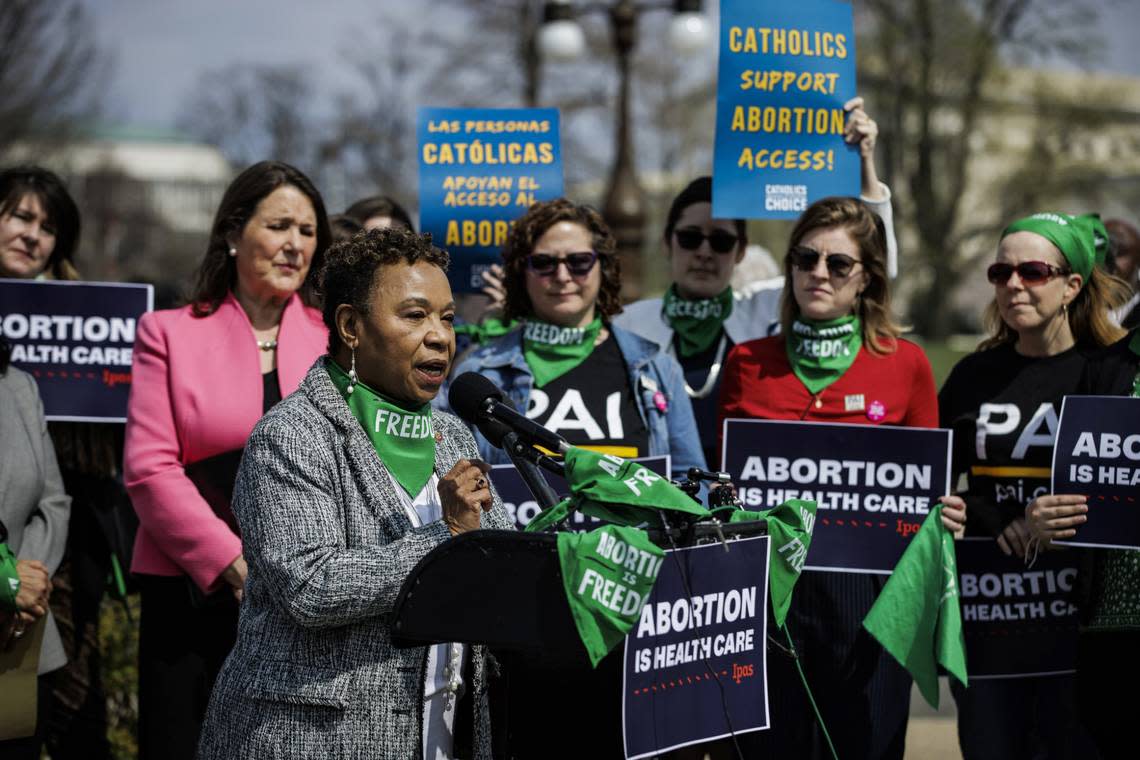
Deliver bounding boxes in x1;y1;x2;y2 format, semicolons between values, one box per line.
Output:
0;166;81;279
320;226;450;353
500;198;623;323
663;176;746;242
344;195;415;232
189;161;331;316
328;213;363;243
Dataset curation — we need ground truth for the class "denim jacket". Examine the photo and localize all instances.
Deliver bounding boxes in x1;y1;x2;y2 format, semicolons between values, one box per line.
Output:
442;323;707;474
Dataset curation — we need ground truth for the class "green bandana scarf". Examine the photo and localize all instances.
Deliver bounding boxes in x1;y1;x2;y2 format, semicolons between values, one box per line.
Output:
454;316;518;346
556;525;665;666
729;498;818;628
525;447;711;532
1002;212;1102;283
522;317;603;387
327;359;436;497
0;541;20;612
661;285;734;357
786;315;862;395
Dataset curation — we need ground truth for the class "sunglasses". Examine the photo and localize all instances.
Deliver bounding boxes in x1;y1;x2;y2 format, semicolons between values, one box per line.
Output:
526;251;599;277
674;227;740;254
986;261;1070;286
787;245;861;278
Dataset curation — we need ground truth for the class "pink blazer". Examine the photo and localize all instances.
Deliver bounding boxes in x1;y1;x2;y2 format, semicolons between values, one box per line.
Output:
124;292;327;592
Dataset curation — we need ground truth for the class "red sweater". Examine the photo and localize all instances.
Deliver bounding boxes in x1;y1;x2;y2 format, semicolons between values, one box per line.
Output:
718;336;938;443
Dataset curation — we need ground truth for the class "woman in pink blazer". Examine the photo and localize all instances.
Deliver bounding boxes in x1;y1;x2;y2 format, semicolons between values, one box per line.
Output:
124;161;330;760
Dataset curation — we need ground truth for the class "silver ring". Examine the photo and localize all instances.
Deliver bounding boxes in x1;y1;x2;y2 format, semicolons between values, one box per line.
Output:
12;626;26;640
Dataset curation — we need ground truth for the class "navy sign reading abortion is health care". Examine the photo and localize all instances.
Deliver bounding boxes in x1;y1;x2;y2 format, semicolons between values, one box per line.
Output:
623;536;770;760
712;0;859;219
491;456;670;532
1051;395;1140;550
722;419;952;573
0;279;153;422
418;107;563;293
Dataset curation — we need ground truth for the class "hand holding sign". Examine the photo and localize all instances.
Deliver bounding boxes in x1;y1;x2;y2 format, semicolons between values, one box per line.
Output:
938;495;967;539
1025;494;1088;546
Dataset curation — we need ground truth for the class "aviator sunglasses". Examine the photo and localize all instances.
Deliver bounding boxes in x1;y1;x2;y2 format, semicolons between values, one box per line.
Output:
986;261;1070;286
526;251;599;277
787;245;861;278
674;227;740;254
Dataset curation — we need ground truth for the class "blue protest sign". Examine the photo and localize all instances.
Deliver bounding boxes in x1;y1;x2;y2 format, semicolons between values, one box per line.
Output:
721;419;952;573
956;537;1079;678
418;107;563;293
1051;395;1140;549
491;456;670;532
712;0;859;219
0;279;153;422
623;536;770;759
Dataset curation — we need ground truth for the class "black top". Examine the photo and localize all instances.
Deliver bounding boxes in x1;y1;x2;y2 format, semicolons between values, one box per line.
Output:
938;342;1091;537
1080;331;1139;395
526;335;650;457
673;330;735;469
262;369;282;414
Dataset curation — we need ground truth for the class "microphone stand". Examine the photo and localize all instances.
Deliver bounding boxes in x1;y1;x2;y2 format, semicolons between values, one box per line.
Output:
499;431;563;511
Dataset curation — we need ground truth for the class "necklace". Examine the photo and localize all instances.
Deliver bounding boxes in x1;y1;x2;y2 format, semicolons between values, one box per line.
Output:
257;339;278;352
669;334;728;399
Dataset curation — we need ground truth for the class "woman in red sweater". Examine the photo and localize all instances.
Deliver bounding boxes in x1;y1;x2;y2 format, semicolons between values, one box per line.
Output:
718;196;963;760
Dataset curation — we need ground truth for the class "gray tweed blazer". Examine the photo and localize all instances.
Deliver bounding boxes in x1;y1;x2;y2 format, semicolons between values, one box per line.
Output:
197;358;513;760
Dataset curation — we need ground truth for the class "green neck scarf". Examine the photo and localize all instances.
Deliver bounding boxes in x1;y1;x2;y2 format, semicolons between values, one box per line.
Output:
454;316;518;346
662;285;734;357
785;315;862;395
327;359;436;497
522;317;603;388
1002;212;1103;283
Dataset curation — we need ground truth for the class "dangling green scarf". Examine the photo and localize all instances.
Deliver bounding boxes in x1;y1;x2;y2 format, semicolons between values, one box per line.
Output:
327;359;436;497
522;317;603;387
785;315;862;395
661;285;734;357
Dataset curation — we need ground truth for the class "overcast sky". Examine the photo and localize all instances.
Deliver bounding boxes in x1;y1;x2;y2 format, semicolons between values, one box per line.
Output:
88;0;1140;130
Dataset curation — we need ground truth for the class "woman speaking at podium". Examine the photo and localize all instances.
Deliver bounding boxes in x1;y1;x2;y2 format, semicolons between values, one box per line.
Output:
197;227;513;760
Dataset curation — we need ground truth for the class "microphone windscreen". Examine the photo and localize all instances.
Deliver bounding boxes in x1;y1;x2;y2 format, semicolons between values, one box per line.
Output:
447;372;504;423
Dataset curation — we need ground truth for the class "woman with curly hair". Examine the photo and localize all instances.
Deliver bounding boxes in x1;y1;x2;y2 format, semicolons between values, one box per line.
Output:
447;198;705;474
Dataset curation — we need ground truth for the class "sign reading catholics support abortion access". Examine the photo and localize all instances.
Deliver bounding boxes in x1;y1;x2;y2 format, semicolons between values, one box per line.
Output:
623;536;770;760
0;279;153;422
712;0;859;219
418;107;563;293
1051;395;1140;549
721;419;952;573
956;538;1079;678
491;456;670;532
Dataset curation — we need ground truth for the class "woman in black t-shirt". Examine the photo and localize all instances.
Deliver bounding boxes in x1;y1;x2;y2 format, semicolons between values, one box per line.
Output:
939;212;1129;760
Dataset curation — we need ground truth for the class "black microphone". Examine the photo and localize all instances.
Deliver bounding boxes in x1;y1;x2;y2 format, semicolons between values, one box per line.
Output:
448;372;569;455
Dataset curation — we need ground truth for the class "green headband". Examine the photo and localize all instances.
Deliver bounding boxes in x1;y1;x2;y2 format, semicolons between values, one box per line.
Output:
1001;212;1105;283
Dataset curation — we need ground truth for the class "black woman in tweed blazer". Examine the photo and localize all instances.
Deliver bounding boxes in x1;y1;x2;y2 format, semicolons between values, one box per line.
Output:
198;227;513;760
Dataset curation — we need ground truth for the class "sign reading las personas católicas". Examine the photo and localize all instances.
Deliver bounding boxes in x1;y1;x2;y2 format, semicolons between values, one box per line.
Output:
418;107;563;294
721;419;952;573
0;279;153;422
713;0;859;219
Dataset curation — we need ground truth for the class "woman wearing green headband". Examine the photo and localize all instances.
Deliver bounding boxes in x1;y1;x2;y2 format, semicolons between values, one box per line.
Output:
939;211;1129;760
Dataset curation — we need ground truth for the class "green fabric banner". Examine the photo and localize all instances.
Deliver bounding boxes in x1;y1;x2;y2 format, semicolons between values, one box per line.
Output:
863;506;968;709
0;542;20;612
556;525;666;667
729;498;818;628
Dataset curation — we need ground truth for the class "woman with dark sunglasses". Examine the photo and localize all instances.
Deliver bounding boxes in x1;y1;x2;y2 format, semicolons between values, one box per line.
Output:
938;212;1128;760
444;197;704;756
614;97;897;467
714;196;951;760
